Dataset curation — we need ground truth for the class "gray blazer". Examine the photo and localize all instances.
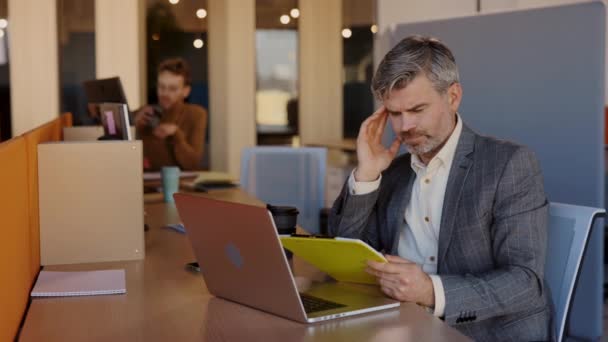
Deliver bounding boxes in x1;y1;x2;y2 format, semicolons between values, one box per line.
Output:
329;123;552;342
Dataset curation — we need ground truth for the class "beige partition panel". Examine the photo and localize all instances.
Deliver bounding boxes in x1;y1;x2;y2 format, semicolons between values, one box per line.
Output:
38;141;144;265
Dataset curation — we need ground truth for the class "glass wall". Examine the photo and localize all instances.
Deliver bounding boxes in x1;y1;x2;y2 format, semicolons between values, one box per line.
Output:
146;0;208;110
342;0;376;139
146;0;209;168
0;0;9;140
58;0;96;125
255;0;299;145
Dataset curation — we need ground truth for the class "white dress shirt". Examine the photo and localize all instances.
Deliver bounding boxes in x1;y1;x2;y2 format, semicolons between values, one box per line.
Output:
347;114;463;317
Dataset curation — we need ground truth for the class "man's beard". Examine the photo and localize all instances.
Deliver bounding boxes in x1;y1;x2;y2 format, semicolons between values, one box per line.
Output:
401;133;443;156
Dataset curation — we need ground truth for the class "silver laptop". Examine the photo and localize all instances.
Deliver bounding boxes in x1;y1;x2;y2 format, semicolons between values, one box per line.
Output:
174;193;400;323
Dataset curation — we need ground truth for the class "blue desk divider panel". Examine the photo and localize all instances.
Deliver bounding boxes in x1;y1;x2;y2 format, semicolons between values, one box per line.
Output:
383;2;605;339
240;147;327;234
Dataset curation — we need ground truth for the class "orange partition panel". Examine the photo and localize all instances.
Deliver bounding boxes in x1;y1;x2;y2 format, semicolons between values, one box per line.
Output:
22;117;65;281
0;137;31;341
60;112;73;139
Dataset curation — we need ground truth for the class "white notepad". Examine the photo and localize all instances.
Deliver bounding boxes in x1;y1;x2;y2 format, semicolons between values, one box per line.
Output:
31;270;126;297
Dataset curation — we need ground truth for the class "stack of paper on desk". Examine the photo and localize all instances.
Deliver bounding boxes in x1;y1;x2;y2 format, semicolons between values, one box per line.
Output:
31;270;126;297
181;171;238;190
190;171;237;185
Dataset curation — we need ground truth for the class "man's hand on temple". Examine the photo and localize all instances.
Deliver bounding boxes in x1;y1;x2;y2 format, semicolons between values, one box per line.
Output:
354;105;402;182
366;255;435;308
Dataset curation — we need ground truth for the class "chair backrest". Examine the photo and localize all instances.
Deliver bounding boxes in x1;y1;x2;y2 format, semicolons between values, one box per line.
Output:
545;202;605;341
240;147;326;234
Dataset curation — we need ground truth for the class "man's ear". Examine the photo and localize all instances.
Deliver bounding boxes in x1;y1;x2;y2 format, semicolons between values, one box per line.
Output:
182;85;192;99
447;82;462;113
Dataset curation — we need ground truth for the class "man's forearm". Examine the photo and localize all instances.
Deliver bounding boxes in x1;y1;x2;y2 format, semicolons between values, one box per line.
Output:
441;265;545;325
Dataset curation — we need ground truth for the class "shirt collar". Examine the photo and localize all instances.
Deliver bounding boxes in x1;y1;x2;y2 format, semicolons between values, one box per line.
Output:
411;113;463;172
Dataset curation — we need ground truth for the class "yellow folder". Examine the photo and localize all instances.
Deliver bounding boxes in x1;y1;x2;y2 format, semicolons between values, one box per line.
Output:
280;236;386;284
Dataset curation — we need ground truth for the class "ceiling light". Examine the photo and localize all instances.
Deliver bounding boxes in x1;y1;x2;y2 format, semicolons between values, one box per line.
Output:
371;24;378;34
193;38;204;49
341;28;352;39
196;8;207;19
0;19;7;29
290;8;300;18
280;15;290;25
169;0;179;5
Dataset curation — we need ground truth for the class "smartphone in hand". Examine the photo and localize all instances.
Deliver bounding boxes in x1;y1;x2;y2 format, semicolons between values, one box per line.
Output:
147;106;163;128
185;261;200;272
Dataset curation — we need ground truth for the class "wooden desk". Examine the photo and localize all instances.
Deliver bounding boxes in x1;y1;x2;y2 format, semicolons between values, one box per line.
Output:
19;189;469;341
306;138;357;152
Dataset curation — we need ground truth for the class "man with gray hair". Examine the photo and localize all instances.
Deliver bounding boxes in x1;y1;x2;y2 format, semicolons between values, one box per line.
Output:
329;35;551;341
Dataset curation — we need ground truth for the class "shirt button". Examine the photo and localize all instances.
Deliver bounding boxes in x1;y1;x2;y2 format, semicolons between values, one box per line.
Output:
424;178;430;184
430;256;436;262
424;216;430;222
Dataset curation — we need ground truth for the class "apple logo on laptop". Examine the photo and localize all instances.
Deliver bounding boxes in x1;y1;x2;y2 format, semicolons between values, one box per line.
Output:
225;243;244;269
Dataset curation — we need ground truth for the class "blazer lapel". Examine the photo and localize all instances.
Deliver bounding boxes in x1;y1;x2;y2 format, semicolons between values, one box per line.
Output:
438;124;476;265
387;156;415;254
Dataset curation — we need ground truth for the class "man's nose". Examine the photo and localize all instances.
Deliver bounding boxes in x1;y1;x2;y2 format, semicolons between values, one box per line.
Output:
400;114;417;132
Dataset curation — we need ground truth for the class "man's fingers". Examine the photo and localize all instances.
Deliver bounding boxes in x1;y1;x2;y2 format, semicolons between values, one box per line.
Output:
367;260;406;274
358;114;376;140
378;276;400;288
380;285;395;299
385;255;415;264
365;266;380;277
371;105;386;117
373;111;388;142
388;136;402;157
358;106;386;142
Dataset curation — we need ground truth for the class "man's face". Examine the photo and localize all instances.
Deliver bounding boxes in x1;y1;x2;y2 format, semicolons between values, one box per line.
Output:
384;74;462;162
157;71;191;110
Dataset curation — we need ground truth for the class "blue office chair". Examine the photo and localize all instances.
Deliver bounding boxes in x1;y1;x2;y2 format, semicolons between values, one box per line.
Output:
545;202;605;341
240;147;327;234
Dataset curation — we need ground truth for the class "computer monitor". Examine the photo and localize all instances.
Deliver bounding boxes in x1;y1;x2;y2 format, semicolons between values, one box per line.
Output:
83;77;132;129
83;77;129;109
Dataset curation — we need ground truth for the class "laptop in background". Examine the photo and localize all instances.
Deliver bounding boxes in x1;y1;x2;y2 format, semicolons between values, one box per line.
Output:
83;77;132;125
83;77;130;110
98;103;132;140
174;193;399;323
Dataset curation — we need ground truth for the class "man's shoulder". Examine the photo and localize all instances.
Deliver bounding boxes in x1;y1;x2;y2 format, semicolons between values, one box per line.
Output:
183;103;208;119
475;133;522;152
470;129;538;166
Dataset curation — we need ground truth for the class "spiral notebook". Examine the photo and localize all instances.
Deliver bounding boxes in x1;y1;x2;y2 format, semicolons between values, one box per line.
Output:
31;269;126;297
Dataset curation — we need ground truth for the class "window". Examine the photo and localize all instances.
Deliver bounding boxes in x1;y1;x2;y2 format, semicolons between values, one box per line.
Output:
146;0;210;167
59;0;96;125
342;0;376;139
146;0;209;110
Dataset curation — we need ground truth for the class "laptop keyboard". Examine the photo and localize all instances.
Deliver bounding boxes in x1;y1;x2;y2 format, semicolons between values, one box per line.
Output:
299;293;346;314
